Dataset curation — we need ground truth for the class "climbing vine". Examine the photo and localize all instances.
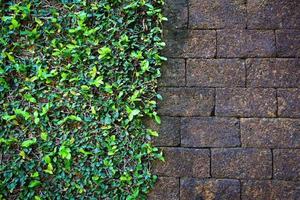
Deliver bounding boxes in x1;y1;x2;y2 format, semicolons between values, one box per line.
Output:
0;0;165;199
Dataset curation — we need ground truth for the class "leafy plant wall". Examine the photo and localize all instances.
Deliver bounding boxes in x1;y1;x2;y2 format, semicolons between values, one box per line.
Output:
0;0;165;199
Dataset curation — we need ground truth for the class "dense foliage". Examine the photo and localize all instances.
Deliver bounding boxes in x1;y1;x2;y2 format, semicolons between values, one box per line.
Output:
0;0;165;199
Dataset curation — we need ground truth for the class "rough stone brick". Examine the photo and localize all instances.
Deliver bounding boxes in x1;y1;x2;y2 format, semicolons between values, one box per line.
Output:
180;178;241;200
189;0;246;29
247;0;300;29
144;116;181;146
153;147;210;178
181;117;240;147
242;180;300;200
278;88;300;118
186;59;245;87
246;58;300;87
215;88;277;117
163;0;188;29
276;30;300;57
217;30;275;58
274;149;300;181
158;87;214;116
241;118;300;148
159;58;185;87
211;148;272;179
148;177;179;200
163;30;216;58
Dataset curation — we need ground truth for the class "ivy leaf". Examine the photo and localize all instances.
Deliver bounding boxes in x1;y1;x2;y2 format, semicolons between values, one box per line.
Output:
44;163;54;174
24;94;37;103
59;146;71;160
154;114;161;124
21;138;37;148
41;132;48;141
19;150;26;159
28;180;41;188
147;129;158;137
14;109;31;120
128;109;140;121
2;114;16;121
98;46;111;59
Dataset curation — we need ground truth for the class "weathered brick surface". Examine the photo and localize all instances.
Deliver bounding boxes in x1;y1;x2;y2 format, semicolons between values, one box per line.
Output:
153;147;210;178
148;177;179;200
274;149;300;181
163;0;188;29
159;58;185;87
217;30;275;58
181;117;240;147
242;180;300;200
246;58;300;87
180;178;241;200
211;148;272;179
278;88;300;118
247;0;300;29
150;0;300;198
186;59;245;87
189;0;246;29
215;88;277;117
163;30;216;58
158;87;214;116
241;118;300;148
276;30;300;57
145;116;180;146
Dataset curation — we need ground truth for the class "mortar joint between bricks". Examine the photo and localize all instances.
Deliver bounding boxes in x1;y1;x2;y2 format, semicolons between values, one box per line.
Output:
239;179;243;200
271;148;274;180
186;0;189;30
275;89;279;117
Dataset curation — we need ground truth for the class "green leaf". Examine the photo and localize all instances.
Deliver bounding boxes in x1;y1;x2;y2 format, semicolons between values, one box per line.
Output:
28;180;41;188
98;46;111;59
24;94;37;103
43;155;51;164
41;132;48;141
21;138;37;148
44;163;53;174
128;109;140;121
147;129;158;137
2;114;16;121
154;114;161;124
14;109;31;120
59;146;71;160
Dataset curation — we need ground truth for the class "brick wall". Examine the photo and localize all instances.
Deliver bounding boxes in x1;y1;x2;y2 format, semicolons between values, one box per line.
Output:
148;0;300;199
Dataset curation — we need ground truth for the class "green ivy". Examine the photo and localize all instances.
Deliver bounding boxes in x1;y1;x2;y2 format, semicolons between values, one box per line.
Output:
0;0;166;199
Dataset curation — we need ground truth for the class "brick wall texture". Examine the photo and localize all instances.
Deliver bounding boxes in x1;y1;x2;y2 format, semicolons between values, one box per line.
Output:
148;0;300;199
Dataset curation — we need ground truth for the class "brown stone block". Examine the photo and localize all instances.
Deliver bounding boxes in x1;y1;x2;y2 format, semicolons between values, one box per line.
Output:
211;148;272;179
189;0;246;29
215;88;277;117
242;180;300;200
247;0;300;29
186;59;245;87
153;147;210;178
241;118;300;148
274;149;300;181
159;58;185;87
181;117;240;147
180;178;241;200
158;87;214;116
246;58;300;87
163;30;216;58
276;30;300;57
144;116;181;146
163;0;188;29
217;30;275;57
278;88;300;118
148;177;179;200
